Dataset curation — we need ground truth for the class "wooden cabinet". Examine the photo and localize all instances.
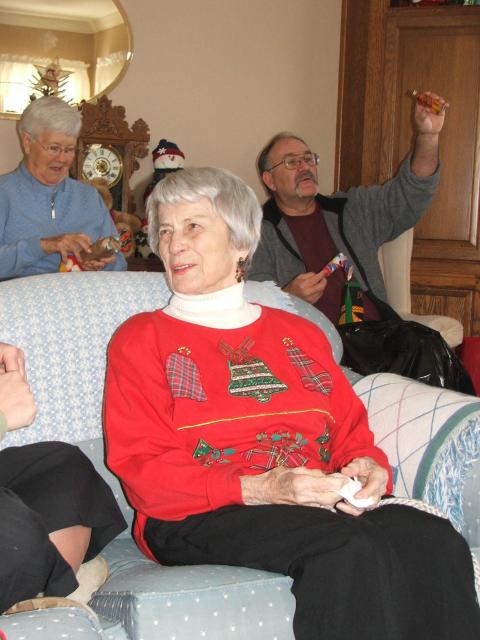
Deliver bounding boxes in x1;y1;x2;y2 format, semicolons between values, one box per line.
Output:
337;1;480;336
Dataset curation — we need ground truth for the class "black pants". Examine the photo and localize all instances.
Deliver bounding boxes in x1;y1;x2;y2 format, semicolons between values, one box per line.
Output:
0;442;126;613
145;503;480;640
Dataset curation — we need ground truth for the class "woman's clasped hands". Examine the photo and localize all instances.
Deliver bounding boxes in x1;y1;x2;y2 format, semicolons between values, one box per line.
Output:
241;455;389;516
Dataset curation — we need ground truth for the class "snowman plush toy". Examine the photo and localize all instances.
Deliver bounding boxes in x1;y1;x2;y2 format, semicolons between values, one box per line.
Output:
136;139;186;258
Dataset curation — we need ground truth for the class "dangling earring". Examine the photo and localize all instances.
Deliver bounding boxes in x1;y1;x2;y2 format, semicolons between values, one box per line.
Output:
235;257;247;283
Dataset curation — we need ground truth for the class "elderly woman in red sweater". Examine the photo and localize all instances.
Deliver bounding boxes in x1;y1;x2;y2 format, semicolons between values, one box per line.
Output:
104;167;480;640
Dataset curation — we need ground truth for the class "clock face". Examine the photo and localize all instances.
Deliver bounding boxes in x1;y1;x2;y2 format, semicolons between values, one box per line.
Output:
82;145;123;188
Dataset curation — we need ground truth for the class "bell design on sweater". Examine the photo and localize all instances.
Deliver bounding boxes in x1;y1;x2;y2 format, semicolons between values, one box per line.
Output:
219;337;287;403
282;337;333;395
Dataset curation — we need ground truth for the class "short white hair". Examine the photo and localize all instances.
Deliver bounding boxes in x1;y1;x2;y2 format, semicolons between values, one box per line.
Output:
147;167;262;261
18;96;82;138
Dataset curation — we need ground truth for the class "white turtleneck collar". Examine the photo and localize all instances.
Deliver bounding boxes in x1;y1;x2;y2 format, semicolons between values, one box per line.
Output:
163;282;261;329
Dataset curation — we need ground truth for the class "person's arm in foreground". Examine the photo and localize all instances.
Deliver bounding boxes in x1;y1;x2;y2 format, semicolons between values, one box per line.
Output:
0;343;36;438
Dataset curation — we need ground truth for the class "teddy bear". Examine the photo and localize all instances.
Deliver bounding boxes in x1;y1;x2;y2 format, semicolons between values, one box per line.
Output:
88;177;142;259
58;235;122;272
59;177;142;271
135;139;185;259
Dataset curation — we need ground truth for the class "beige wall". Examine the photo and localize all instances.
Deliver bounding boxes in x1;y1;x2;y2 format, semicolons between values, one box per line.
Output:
94;24;129;58
0;0;341;213
0;24;93;62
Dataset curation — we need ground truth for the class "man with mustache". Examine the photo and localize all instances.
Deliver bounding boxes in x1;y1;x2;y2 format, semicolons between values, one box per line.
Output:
249;93;446;327
247;94;475;392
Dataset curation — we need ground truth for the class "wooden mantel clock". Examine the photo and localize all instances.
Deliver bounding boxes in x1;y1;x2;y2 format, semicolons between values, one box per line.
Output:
72;95;150;214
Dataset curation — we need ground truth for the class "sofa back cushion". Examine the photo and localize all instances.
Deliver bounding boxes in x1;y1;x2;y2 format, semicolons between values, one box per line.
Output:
0;272;341;448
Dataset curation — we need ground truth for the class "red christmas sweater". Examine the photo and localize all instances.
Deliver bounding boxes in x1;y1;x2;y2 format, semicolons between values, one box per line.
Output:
104;306;392;560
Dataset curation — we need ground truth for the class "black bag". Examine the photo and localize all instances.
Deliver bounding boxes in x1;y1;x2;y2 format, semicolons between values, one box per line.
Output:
338;318;475;395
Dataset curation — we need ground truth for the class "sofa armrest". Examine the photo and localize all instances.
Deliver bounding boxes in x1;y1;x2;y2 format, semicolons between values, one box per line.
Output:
353;372;480;544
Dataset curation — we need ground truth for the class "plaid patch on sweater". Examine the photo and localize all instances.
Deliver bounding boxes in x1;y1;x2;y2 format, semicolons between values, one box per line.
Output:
166;352;207;401
286;346;333;395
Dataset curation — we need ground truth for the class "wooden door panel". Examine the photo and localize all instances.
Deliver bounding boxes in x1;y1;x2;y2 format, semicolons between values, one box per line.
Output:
383;12;480;261
411;287;473;335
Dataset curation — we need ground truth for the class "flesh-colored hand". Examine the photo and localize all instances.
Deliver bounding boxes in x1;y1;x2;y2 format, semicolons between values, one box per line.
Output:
0;342;25;376
241;466;349;508
283;272;328;305
0;342;36;431
414;91;449;135
40;233;92;264
0;370;36;430
335;456;388;516
81;255;116;271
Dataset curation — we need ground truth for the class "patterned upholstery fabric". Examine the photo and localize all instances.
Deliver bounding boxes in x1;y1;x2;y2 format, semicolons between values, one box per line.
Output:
1;272;478;640
461;458;480;545
353;372;480;543
92;538;296;640
0;272;341;449
0;273;340;639
0;606;129;640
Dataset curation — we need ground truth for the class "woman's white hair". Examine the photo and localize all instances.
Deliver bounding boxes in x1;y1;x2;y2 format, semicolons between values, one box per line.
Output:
17;96;82;138
147;166;263;262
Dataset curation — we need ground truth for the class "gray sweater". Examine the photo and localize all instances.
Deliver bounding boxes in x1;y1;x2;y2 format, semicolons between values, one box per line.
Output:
248;155;439;303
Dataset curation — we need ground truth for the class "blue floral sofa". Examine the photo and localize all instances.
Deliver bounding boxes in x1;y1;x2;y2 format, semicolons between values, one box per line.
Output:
1;271;479;640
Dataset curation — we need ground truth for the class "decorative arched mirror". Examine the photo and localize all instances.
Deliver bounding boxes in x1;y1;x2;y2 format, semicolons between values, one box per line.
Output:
0;0;133;119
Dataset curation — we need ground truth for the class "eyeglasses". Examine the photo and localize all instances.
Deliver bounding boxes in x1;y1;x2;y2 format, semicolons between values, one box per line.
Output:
267;152;319;171
32;137;78;157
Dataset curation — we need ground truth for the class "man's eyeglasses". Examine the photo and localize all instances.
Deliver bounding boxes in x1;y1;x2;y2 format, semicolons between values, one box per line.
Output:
33;138;78;157
267;152;319;172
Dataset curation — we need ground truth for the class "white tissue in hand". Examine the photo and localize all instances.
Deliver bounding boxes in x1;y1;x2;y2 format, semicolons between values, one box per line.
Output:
338;478;375;508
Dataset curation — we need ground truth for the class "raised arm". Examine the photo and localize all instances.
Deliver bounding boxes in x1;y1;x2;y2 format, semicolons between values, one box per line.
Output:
410;91;448;178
